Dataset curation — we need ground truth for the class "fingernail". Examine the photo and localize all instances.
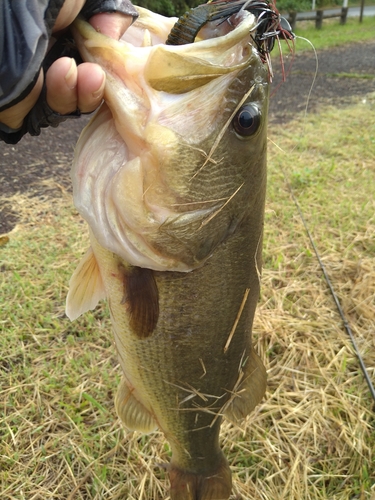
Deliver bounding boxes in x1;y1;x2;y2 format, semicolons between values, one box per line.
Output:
92;71;106;99
64;58;77;88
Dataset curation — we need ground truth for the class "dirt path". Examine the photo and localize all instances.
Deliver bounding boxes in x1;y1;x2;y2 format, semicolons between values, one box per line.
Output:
269;39;375;123
1;40;374;234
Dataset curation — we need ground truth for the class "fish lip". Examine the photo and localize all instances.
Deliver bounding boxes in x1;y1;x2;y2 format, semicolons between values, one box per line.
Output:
128;6;257;53
73;7;258;63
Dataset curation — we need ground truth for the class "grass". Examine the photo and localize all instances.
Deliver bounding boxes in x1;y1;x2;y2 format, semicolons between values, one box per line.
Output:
1;94;374;499
263;96;375;498
283;15;375;52
326;72;375;79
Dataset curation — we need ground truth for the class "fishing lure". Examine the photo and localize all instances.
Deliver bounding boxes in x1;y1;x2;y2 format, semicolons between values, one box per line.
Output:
166;0;294;58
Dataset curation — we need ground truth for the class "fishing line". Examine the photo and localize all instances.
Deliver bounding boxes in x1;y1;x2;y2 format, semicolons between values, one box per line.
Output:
269;36;317;128
294;36;319;122
282;171;375;404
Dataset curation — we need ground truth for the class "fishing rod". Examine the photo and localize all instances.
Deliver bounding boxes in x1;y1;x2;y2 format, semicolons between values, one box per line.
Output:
283;172;375;404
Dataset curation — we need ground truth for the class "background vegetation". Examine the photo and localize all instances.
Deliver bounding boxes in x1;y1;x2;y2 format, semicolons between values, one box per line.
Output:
287;15;375;51
277;0;362;13
131;0;368;17
132;0;200;16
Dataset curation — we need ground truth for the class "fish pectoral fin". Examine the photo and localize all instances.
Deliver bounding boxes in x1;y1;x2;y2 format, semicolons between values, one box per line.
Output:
224;348;267;422
65;247;106;321
115;378;158;433
121;265;159;339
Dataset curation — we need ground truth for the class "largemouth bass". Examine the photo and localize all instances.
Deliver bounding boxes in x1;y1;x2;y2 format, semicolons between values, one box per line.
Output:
67;4;271;499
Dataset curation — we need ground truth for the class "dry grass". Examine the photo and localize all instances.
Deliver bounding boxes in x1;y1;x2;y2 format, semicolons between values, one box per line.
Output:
1;95;375;499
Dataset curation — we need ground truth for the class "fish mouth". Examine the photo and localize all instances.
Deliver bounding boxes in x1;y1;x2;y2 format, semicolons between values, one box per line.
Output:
72;8;266;272
74;7;257;93
124;5;254;44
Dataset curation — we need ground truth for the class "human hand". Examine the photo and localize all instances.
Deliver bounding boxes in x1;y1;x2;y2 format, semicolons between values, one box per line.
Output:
0;0;134;130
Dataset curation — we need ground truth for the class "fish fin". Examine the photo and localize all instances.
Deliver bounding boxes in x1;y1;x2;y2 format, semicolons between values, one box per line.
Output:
121;265;159;339
169;452;232;500
224;347;267;422
115;377;158;433
65;247;106;321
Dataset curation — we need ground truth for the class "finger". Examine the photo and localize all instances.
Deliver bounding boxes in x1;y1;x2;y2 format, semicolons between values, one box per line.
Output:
76;63;106;114
0;71;44;129
45;57;78;115
53;0;85;33
89;12;133;40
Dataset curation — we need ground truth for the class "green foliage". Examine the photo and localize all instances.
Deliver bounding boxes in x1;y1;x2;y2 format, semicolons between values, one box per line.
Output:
276;0;311;12
132;0;365;16
292;16;375;51
276;0;361;12
132;0;201;16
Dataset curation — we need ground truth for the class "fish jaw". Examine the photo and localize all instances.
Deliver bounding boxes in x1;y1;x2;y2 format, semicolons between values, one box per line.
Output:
72;9;263;272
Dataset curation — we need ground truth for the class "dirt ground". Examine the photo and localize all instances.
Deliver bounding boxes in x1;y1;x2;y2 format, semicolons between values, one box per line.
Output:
1;39;374;235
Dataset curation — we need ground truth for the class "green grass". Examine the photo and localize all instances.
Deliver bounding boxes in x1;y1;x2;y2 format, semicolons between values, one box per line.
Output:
293;15;375;51
325;71;375;79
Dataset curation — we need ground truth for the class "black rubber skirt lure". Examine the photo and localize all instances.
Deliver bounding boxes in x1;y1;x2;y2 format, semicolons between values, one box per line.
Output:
166;0;294;56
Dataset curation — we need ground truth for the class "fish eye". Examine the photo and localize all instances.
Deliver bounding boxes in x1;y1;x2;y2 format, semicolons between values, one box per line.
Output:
232;104;261;137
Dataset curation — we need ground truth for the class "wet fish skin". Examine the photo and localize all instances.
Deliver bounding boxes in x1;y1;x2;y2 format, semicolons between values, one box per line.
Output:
68;7;268;500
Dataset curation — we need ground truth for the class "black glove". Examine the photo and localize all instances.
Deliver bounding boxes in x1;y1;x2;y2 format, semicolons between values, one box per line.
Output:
0;0;138;144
